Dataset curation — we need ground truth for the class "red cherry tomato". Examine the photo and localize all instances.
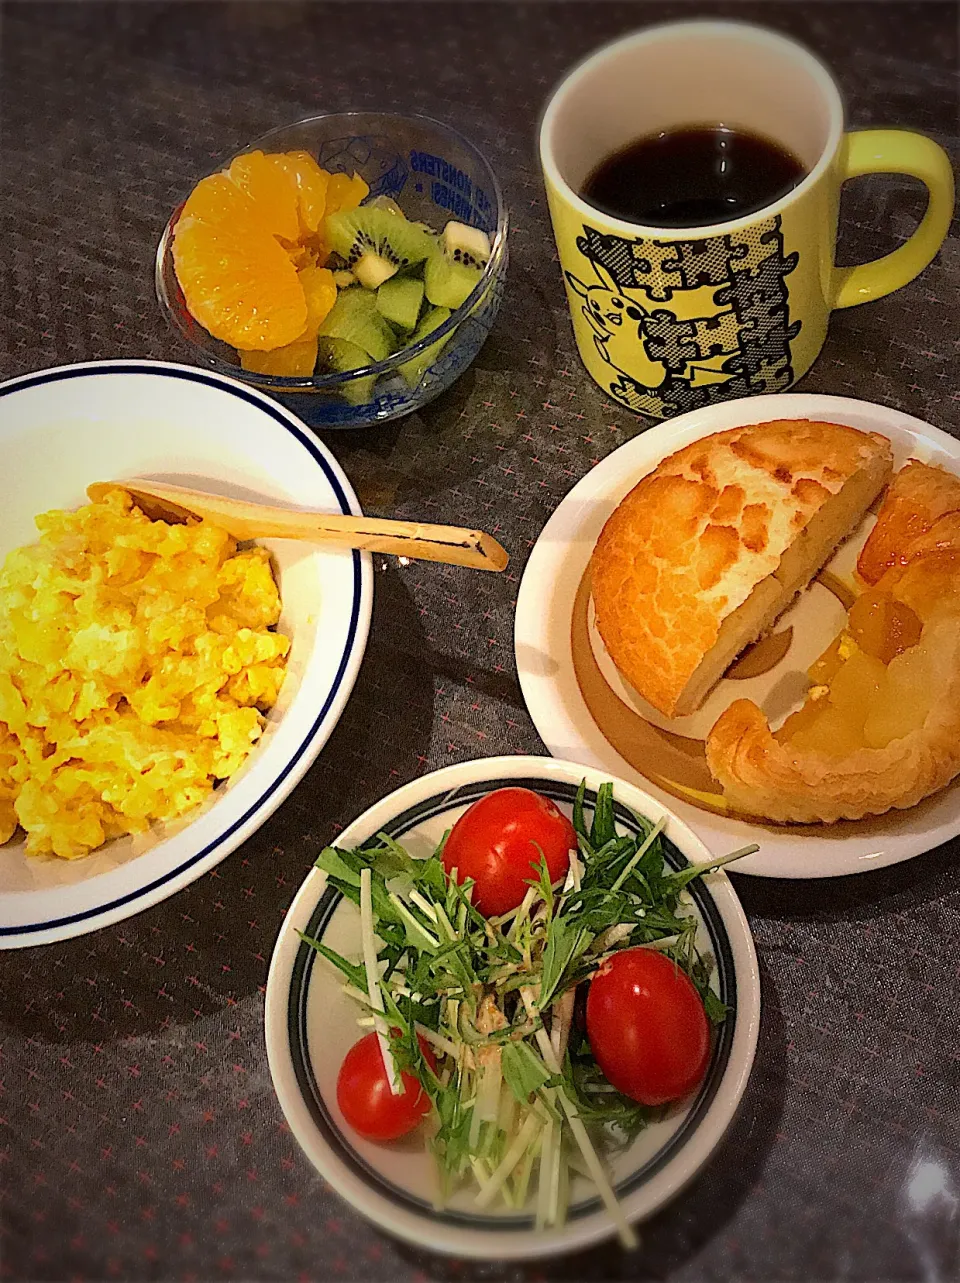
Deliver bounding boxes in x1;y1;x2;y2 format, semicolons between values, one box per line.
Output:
441;787;575;918
336;1031;436;1142
585;948;710;1107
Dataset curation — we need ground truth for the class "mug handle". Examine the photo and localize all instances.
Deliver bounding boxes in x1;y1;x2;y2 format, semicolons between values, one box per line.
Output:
832;129;955;309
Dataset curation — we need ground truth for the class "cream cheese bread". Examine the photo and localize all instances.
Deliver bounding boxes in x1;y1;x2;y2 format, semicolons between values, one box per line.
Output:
590;419;893;718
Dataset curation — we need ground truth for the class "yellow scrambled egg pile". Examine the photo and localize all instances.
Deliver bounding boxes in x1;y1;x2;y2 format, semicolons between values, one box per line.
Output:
0;489;290;859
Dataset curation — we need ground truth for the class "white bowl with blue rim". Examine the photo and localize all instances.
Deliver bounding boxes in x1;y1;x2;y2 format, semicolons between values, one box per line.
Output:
0;359;372;948
265;755;760;1259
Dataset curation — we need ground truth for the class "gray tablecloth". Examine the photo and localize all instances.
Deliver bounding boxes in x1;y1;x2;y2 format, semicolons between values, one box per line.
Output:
2;3;959;1280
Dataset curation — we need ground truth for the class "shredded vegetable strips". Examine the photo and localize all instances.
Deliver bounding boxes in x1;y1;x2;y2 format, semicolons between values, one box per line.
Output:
360;867;401;1096
303;783;758;1245
520;986;636;1248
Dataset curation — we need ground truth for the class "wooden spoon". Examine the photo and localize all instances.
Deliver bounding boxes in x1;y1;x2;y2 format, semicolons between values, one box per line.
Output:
86;480;509;572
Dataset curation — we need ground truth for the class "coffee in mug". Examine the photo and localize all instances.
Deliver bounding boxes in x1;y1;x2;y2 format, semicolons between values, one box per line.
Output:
581;126;806;228
539;21;955;420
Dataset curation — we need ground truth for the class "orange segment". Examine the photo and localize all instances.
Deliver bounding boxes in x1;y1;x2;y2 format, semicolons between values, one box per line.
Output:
236;264;335;377
324;171;369;216
179;172;267;234
273;150;331;235
171;152;366;359
172;216;307;351
228;151;301;243
240;331;318;377
299;266;337;331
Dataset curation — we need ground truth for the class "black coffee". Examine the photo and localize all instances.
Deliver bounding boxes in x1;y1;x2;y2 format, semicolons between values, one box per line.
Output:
581;126;805;227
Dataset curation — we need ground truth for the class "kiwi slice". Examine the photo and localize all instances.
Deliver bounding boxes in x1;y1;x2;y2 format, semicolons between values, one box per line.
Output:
423;221;492;310
399;306;453;390
324;206;435;290
377;277;424;332
318;336;378;405
317;287;397;362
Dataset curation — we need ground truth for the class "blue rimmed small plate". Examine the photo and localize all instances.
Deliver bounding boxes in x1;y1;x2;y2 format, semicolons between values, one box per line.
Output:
265;755;760;1259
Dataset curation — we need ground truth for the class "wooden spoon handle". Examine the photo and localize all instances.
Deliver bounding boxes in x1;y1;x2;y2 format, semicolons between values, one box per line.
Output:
307;515;509;570
86;481;509;572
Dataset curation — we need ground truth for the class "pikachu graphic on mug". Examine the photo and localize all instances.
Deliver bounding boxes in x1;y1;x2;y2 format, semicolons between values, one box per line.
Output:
540;22;955;419
564;215;802;418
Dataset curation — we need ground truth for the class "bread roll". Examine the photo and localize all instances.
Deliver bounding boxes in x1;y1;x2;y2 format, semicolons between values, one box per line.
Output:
590;420;893;718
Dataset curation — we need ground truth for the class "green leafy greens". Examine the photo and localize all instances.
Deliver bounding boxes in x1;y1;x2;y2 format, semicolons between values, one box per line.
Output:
301;782;756;1246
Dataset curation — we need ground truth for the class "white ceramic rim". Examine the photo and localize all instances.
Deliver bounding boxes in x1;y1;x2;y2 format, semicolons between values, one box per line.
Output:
514;393;960;880
538;19;845;239
0;359;373;947
265;754;761;1260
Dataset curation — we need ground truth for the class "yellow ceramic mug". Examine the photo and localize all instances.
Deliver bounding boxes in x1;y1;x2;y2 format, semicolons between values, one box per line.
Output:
539;21;954;419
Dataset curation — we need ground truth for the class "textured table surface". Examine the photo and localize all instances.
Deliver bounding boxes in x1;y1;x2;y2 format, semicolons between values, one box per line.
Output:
2;3;959;1281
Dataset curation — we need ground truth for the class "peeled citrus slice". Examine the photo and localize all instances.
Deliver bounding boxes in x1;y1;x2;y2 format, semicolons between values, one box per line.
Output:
172;154;367;357
179;171;268;233
235;266;336;377
173;216;307;351
227;151;300;243
299;265;337;330
240;330;319;377
273;150;331;235
324;172;369;217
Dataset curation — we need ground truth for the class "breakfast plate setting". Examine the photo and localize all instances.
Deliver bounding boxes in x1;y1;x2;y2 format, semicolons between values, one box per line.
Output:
516;392;960;879
3;6;959;1281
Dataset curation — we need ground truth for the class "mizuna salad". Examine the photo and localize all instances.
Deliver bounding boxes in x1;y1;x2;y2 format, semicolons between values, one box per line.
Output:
304;782;755;1246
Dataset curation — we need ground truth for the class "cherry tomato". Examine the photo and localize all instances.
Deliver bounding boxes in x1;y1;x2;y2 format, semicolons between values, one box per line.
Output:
441;787;576;918
336;1031;436;1142
585;948;710;1107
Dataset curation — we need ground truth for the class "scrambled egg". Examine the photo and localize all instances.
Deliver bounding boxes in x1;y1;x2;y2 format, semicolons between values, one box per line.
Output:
0;489;290;859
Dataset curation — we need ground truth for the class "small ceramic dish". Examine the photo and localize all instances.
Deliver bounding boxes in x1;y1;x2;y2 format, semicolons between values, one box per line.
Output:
265;755;760;1259
515;392;960;879
0;360;372;947
156;112;508;430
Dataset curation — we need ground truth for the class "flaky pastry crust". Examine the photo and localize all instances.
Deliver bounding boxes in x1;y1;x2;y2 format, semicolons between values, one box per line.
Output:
706;520;960;823
857;458;960;584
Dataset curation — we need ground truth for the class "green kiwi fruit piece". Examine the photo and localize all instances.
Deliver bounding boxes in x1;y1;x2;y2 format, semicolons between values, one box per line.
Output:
423;221;491;309
318;336;378;405
324;206;435;289
317;287;397;362
377;276;425;332
399;306;453;390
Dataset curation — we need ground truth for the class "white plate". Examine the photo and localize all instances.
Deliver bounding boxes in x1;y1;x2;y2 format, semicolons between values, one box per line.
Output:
515;393;960;879
0;360;372;946
265;755;760;1260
